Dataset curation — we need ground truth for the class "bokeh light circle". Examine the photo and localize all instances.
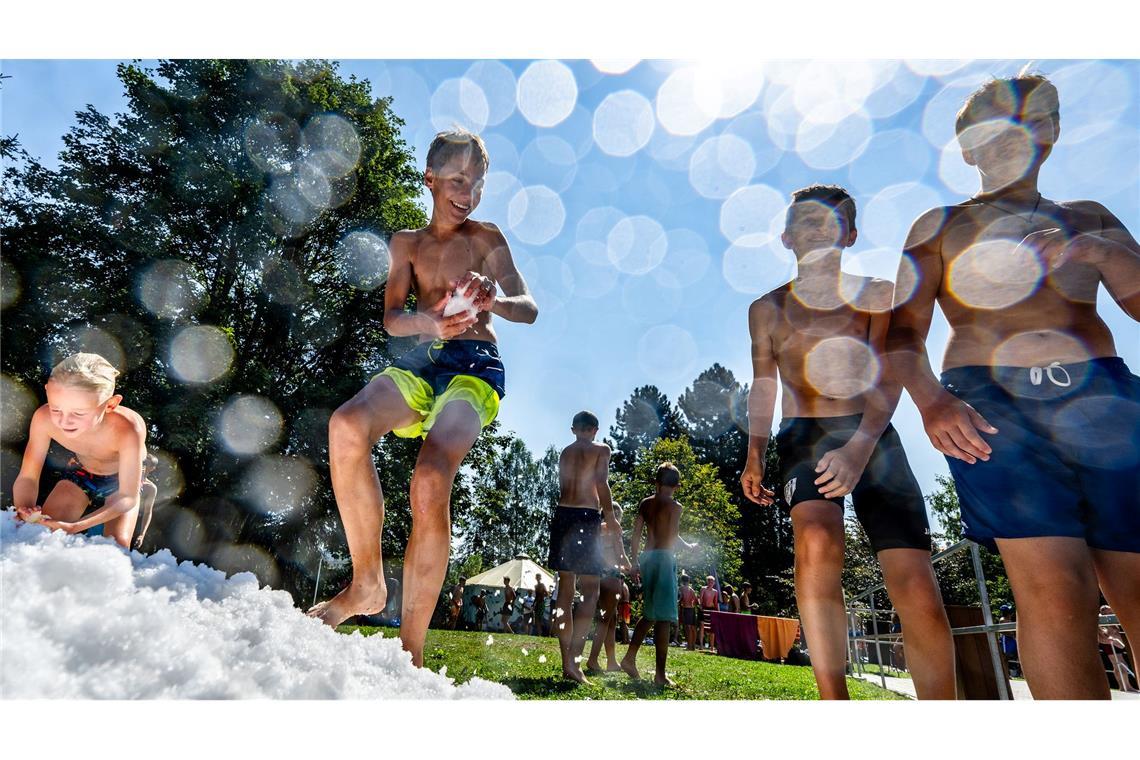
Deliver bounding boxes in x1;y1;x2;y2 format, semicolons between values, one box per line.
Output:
719;184;786;245
430;77;490;133
239;455;318;517
518;136;578;192
302;113;361;178
335;231;390;291
795;109;873;170
947;239;1044;310
517;61;578;128
656;228;711;288
564;242;619;300
656;67;721;137
688;134;756;199
591;59;640;75
244;112;301;175
169;325;235;384
606;215;667;275
219;395;284;456
138;259;207;320
464;61;517;126
722;239;795;295
592;90;656;157
1;375;37;444
57;325;126;375
863;181;944;251
804;337;881;399
508;185;566;245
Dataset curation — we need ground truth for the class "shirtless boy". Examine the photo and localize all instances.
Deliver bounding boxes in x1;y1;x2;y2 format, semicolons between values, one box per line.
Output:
886;73;1140;699
14;353;149;549
586;503;627;673
308;129;538;667
698;575;719;650
449;576;466;630
741;185;956;700
549;410;629;684
620;462;696;686
532;573;548;636
679;574;699;649
500;576;516;633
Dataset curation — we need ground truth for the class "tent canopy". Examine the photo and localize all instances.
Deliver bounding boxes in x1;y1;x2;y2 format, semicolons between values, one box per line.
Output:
464;554;553;591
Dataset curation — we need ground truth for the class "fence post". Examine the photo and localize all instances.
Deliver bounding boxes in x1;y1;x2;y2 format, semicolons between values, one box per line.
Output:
969;542;1011;700
868;588;887;691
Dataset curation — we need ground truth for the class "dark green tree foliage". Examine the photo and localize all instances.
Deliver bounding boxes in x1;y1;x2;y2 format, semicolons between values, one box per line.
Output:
607;384;686;474
925;475;1012;612
1;60;431;601
677;364;794;612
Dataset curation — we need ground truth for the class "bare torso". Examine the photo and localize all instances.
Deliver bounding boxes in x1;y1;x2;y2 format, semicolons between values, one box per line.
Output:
46;405;148;475
929;199;1117;368
759;274;892;419
639;494;680;551
558;439;609;510
400;220;506;343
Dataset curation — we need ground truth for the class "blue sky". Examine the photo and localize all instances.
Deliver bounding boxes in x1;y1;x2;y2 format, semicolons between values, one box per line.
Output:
3;58;1138;502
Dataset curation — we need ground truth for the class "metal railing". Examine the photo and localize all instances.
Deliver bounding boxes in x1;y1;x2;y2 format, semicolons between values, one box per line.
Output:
844;539;1124;699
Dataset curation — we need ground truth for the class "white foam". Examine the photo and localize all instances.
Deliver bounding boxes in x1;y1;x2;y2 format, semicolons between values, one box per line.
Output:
0;512;510;699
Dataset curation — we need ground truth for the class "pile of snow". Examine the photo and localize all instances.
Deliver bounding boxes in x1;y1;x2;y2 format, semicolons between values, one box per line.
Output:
0;512;510;699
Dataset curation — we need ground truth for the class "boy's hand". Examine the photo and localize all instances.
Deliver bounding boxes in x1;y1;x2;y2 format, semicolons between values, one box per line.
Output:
1021;228;1114;271
459;272;498;313
426;289;478;339
15;504;43;522
39;516;82;534
814;441;873;499
919;392;998;464
740;461;774;506
630;561;641;584
617;552;632;572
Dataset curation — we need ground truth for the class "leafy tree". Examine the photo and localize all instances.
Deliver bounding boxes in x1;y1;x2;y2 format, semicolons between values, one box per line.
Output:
2;59;431;603
607;385;686;474
610;437;742;584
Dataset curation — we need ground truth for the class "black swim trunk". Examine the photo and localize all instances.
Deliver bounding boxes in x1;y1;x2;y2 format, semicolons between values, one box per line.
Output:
775;415;930;553
547;506;605;576
941;357;1140;553
681;607;698;626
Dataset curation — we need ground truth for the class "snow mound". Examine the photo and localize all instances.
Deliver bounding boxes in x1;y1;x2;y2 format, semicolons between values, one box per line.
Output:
0;512;511;699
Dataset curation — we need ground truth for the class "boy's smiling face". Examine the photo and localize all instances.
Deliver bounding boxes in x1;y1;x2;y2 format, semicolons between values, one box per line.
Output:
782;200;857;259
425;152;486;224
959;101;1059;188
44;380;119;439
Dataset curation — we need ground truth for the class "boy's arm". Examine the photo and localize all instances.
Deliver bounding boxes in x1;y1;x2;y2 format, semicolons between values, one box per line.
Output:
133;481;157;550
1024;201;1140;321
13;407;51;520
671;502;696;550
383;232;477;339
886;209;997;464
741;298;778;505
595;447;630;569
482;224;538;324
629;508;645;581
815;283;904;498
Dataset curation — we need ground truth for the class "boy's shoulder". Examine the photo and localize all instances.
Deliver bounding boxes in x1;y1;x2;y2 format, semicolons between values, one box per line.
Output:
749;285;790;320
845;274;894;313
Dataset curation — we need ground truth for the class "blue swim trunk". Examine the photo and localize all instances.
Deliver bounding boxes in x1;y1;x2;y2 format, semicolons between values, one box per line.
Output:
376;339;505;439
940;357;1140;553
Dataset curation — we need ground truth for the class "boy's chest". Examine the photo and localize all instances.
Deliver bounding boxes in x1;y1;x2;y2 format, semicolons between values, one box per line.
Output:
411;237;487;287
774;307;871;355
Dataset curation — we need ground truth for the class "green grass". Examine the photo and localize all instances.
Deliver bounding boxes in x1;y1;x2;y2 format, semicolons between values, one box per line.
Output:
856;663;913;680
341;627;907;700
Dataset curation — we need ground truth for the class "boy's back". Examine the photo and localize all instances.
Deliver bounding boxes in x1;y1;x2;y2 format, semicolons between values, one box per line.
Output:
637;492;681;552
558;439;609;508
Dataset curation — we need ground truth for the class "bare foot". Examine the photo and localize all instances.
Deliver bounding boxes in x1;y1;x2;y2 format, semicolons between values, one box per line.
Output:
584;662;603;675
620;657;641;680
654;674;676;687
606;662;622;672
562;667;592;685
307;579;387;627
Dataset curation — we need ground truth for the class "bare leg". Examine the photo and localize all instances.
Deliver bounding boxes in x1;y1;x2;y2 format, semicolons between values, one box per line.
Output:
132;480;158;551
996;537;1107;699
1092;549;1140;680
103;505;140;549
42;481;90;523
400;401;481;667
571;575;601;662
791;500;849;700
309;377;421;627
878;548;957;699
620;618;653;679
587;577;620;671
653;621;674;686
555;572;589;684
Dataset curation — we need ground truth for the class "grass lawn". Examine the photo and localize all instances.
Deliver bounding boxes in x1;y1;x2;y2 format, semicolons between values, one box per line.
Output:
343;626;907;700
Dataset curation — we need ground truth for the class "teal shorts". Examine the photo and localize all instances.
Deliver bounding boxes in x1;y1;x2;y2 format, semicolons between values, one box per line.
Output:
639;549;678;622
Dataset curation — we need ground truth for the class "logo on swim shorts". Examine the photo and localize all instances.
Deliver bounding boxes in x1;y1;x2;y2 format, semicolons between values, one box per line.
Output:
784;478;797;505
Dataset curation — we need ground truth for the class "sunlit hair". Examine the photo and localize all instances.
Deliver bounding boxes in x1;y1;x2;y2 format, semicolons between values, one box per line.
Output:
425;128;489;173
50;352;119;402
655;461;681;487
955;67;1060;138
572;410;599;430
786;184;857;231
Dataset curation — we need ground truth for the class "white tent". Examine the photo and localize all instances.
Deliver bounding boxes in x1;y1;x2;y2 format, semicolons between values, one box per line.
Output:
460;554;554;633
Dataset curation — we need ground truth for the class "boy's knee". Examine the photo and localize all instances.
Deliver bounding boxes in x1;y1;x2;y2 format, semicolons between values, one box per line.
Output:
795;519;844;564
328;404;370;451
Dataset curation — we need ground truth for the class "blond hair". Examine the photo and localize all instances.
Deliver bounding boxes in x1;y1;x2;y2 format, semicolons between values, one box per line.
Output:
425;128;489;173
50;353;120;401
